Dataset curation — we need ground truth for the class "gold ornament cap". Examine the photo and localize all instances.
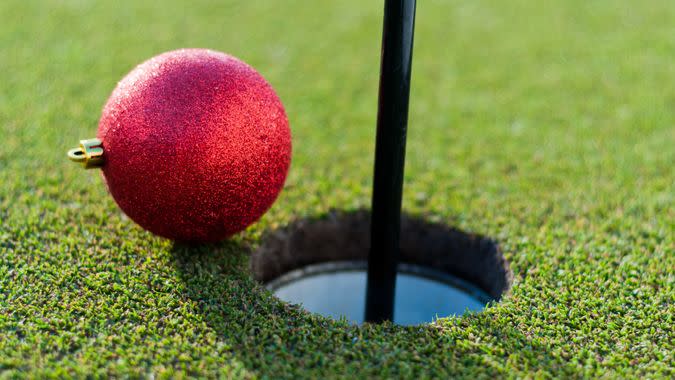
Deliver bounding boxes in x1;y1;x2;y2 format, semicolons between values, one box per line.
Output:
68;138;104;169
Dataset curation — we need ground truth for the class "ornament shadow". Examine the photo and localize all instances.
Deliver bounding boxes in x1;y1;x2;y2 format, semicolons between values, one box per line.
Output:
169;211;561;377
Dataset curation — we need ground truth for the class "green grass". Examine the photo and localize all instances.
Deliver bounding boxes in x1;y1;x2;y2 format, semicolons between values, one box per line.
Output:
1;0;673;377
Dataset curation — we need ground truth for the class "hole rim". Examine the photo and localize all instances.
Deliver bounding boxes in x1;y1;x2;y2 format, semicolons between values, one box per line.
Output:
251;209;514;323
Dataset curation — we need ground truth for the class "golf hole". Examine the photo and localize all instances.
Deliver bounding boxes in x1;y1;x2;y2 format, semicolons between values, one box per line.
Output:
251;210;513;325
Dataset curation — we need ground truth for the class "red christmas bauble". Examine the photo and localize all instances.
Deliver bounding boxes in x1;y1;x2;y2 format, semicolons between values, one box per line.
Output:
97;49;291;242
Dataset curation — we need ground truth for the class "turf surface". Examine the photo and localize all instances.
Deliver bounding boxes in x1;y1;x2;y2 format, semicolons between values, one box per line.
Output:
1;0;673;378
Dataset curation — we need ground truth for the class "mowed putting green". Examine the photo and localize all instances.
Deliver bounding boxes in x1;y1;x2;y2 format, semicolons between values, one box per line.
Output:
1;0;673;378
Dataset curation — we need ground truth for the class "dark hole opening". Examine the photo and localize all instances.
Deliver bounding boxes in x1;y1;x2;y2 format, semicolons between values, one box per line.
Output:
251;210;513;324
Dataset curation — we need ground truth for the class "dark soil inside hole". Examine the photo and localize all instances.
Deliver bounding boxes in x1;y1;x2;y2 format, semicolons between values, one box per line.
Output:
251;210;513;300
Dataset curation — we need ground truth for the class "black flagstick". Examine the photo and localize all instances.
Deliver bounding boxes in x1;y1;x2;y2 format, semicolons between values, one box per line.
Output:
365;0;417;323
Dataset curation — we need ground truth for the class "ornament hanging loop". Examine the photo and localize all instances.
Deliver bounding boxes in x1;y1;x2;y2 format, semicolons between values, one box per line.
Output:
68;138;104;169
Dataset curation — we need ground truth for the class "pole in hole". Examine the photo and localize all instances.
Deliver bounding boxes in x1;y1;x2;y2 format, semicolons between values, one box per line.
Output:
366;0;417;323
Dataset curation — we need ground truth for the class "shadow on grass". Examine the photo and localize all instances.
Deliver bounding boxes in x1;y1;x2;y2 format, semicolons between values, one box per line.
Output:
170;211;563;378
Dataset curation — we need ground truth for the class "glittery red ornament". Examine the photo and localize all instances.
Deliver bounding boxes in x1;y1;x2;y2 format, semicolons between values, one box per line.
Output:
95;48;291;242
